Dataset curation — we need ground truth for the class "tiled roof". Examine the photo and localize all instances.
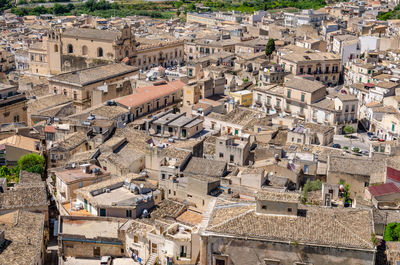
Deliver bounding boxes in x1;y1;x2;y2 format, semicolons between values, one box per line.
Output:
184;157;227;178
205;201;375;250
0;135;40;153
62;28;121;41
285;77;325;93
116;80;184;108
387;167;400;183
368;182;400;197
0;183;47;210
0;211;44;265
256;191;300;203
49;64;137;87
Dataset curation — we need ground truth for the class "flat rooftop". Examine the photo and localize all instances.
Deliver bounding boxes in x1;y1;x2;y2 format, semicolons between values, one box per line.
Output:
61;218;122;239
91;187;139;207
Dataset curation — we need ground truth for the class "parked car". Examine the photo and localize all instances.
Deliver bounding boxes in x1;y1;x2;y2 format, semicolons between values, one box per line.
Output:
100;256;112;265
369;136;379;141
379;138;385;142
332;143;341;149
367;132;374;137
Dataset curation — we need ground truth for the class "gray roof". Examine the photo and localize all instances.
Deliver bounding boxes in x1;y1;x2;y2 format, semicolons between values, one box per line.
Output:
0;182;47;210
62;28;121;41
205;201;375;250
328;155;386;176
0;210;45;265
184;157;227;178
285;77;325;93
49;64;137;87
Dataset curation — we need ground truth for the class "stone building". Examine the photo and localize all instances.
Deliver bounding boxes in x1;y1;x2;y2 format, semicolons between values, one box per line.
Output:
48;63;138;111
200;191;376;265
279;51;341;86
136;39;184;70
29;25;137;76
0;83;28;126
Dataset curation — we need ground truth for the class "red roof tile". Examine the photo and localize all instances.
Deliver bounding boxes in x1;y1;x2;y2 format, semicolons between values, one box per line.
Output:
44;125;56;133
387;167;400;183
116;80;184;108
368;182;400;197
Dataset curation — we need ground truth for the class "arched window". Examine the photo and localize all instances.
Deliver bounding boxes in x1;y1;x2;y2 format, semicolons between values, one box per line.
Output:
52;32;55;39
82;45;88;55
125;50;129;57
67;44;73;54
98;47;103;57
54;44;58;52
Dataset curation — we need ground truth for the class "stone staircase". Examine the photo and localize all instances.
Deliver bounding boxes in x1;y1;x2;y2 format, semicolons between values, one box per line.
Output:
145;253;158;265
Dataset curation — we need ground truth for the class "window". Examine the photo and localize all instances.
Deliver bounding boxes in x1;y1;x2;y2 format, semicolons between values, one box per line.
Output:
230;155;234;163
392;123;396;132
351;105;355;112
13;115;19;122
126;210;132;218
99;208;106;216
262;205;267;210
219;153;224;158
73;91;77;100
63;89;67;96
98;47;103;57
301;93;305;102
304;165;309;174
78;181;83;188
54;44;58;52
345;105;349;112
307;67;311;74
287;208;292;212
82;45;88;55
297;138;301;143
162;173;165;179
134;236;138;243
67;44;73;53
287;90;291;98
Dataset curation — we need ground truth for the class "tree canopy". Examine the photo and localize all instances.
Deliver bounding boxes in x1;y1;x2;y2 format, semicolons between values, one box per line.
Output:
343;125;355;135
265;38;275;60
17;153;45;176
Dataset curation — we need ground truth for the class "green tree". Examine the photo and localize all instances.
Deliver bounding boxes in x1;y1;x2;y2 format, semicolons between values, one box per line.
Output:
265;38;275;61
343;125;355;135
0;166;12;182
384;223;400;241
17;153;45;177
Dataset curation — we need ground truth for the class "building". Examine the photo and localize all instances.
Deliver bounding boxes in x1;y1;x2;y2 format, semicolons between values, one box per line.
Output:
0;47;14;73
48;131;88;168
116;80;184;120
53;164;110;205
229;90;253;107
200;191;376;265
287;123;335;146
73;175;160;218
58;215;128;259
215;135;250;166
253;77;326;121
145;111;203;140
0;83;28;126
284;9;328;28
0;210;45;265
279;52;341;85
30;25;137;75
136;39;184;70
0;135;41;166
311;93;359;132
48;63;138;111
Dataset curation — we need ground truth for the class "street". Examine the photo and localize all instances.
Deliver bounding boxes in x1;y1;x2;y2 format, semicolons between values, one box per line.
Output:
333;133;370;152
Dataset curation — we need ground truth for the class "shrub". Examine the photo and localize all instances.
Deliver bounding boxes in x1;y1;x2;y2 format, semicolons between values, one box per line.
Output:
384;223;400;241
